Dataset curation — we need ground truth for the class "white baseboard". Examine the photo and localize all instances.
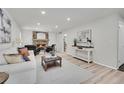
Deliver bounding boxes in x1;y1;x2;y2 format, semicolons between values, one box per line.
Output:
67;53;118;70
93;61;118;70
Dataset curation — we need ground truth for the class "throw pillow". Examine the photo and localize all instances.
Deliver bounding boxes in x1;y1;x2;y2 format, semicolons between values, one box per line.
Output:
18;47;29;56
3;54;23;64
23;56;30;61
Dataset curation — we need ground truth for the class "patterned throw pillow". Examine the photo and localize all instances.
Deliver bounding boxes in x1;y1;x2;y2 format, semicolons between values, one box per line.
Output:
18;47;29;56
23;56;30;61
3;54;23;64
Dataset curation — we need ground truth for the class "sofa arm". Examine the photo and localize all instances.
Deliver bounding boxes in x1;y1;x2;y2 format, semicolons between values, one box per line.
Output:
0;61;36;74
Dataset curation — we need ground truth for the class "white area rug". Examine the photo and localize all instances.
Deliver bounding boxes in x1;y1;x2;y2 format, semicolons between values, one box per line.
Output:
36;55;93;84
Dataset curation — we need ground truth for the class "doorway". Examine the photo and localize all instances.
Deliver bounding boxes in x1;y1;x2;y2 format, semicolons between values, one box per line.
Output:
63;34;67;52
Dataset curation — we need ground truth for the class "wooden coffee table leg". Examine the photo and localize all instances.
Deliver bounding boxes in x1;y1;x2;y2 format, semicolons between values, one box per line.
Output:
54;61;56;66
60;59;62;67
41;56;43;66
42;61;43;66
44;64;47;71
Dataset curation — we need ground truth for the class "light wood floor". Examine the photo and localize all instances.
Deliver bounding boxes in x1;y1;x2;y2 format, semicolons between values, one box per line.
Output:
59;53;124;84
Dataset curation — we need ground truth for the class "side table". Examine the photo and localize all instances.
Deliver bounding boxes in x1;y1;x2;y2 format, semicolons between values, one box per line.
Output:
0;72;9;84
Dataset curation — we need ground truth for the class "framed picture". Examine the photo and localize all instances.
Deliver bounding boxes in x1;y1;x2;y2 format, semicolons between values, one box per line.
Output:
77;29;92;43
0;8;11;43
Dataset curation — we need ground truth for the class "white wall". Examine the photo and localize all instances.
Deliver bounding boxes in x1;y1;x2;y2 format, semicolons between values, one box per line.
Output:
0;9;21;51
21;30;56;46
61;15;119;69
118;21;124;67
21;30;33;45
48;32;56;45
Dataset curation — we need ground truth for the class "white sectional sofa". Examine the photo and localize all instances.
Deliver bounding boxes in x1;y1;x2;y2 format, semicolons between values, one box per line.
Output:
0;47;37;84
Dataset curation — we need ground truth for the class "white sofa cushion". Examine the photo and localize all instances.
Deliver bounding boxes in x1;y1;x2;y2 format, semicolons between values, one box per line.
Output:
0;61;36;73
0;53;7;65
5;69;37;84
0;50;36;73
0;48;37;84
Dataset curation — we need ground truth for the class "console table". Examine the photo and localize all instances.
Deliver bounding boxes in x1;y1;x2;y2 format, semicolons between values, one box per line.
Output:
71;46;93;63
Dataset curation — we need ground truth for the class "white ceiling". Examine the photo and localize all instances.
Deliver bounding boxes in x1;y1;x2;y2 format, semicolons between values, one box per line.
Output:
5;8;124;32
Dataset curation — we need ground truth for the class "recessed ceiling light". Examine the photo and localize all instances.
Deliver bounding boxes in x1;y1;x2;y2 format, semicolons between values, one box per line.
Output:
67;17;71;21
41;11;46;15
37;22;40;25
64;34;67;37
55;25;58;28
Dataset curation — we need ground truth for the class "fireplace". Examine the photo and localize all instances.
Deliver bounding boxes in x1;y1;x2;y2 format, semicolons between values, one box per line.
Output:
32;31;48;47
